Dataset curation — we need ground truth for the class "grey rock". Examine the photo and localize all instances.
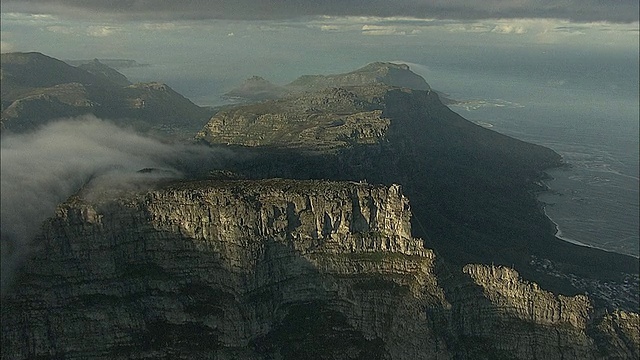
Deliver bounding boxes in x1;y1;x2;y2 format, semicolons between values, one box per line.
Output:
2;179;637;359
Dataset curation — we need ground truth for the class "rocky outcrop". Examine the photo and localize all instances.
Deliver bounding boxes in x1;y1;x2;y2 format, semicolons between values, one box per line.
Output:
197;87;390;151
1;180;446;359
456;264;595;359
2;179;637;359
449;264;639;359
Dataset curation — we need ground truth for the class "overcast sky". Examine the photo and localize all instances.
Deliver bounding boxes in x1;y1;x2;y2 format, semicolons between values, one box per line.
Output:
2;0;639;22
1;0;638;105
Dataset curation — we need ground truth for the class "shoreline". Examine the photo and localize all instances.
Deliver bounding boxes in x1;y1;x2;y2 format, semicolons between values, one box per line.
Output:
541;205;640;259
539;171;640;260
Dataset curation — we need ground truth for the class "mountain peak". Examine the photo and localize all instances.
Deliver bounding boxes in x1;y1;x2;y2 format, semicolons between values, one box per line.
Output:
358;61;411;72
287;61;430;91
0;51;57;65
224;76;288;102
1;51;119;96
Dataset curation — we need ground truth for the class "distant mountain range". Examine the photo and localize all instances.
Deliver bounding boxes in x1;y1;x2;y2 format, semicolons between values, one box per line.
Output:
224;62;458;104
0;52;211;134
64;58;150;69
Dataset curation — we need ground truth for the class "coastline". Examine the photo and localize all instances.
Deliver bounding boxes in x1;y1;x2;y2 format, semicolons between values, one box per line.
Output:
541;204;640;259
538;167;640;259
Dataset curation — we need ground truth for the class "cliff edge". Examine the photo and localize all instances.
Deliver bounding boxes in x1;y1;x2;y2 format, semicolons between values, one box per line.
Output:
2;179;637;359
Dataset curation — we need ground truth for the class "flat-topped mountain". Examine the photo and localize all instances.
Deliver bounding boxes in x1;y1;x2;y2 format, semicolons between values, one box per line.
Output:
2;179;637;359
0;52;211;133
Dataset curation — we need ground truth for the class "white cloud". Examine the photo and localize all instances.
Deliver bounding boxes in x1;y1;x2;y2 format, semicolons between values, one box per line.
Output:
446;22;492;33
362;24;405;35
86;25;119;37
320;24;341;32
445;21;528;34
46;25;76;35
0;116;227;295
2;12;57;21
491;24;526;34
139;22;195;32
141;22;177;31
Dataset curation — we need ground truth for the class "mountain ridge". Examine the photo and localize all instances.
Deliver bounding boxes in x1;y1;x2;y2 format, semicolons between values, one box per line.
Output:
223;62;432;103
0;52;212;134
1;178;636;358
197;68;638;313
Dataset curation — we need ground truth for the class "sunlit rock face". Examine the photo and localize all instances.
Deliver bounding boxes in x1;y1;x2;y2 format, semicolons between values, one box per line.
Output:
2;179;637;359
1;179;446;359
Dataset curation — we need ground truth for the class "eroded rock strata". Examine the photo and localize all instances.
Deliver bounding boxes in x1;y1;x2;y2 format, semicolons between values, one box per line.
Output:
2;179;637;359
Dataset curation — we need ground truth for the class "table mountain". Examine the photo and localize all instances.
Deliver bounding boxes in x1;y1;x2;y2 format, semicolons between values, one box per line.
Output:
1;179;636;359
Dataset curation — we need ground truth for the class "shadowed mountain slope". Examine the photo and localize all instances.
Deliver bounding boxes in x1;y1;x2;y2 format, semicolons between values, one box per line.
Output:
1;52;212;134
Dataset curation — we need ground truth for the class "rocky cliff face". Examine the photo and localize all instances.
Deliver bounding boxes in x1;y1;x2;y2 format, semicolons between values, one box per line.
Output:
2;179;637;359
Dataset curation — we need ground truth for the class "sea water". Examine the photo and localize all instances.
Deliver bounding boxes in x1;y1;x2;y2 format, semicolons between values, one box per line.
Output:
418;56;639;258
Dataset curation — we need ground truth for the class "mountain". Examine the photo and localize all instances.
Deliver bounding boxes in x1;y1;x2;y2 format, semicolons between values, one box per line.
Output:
223;62;432;104
1;179;637;359
224;76;289;102
77;59;132;87
1;60;638;359
65;58;150;69
197;66;638;313
0;52;117;100
287;62;431;92
0;52;212;134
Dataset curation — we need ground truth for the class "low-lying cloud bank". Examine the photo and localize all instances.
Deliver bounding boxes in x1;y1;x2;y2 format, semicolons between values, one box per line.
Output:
0;115;225;294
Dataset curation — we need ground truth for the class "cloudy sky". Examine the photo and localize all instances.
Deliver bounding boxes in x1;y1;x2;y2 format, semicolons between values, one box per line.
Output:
1;0;638;104
2;0;639;22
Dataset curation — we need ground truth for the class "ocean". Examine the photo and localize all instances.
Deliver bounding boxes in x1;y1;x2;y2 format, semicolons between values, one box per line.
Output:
414;53;639;258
